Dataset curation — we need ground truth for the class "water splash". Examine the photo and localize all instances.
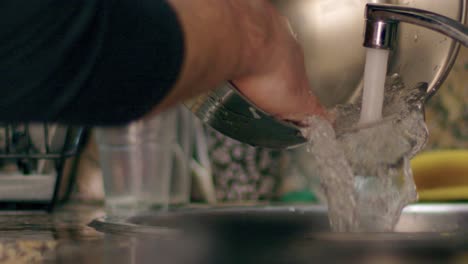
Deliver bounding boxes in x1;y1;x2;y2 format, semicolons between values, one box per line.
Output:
301;117;358;231
301;76;428;232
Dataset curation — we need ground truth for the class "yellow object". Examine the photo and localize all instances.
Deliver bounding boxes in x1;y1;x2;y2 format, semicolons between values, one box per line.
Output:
411;150;468;201
419;186;468;201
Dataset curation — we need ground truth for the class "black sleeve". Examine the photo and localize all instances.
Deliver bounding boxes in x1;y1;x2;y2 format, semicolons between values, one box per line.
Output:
0;0;184;126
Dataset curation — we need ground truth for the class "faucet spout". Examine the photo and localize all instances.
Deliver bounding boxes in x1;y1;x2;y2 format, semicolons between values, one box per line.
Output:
364;3;468;49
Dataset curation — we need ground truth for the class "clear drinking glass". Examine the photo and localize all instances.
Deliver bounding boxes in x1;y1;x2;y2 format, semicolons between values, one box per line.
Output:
169;107;194;205
95;108;185;213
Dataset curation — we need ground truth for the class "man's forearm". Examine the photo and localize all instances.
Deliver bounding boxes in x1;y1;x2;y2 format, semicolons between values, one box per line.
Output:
153;0;274;113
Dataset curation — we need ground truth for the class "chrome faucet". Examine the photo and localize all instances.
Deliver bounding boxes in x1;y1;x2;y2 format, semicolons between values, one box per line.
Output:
363;3;468;95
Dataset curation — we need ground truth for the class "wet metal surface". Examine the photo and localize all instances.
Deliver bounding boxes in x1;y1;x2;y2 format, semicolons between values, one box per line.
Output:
91;204;468;264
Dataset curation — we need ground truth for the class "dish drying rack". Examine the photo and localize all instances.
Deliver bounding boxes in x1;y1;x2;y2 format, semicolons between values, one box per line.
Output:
0;123;84;211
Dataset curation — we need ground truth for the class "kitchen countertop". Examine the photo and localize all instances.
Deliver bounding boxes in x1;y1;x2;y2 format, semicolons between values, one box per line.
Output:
0;203;254;264
0;203;194;264
0;204;207;264
0;203;106;263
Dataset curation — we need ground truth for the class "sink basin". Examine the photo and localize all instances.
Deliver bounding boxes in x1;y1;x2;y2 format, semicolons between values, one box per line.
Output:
91;204;468;235
90;204;468;263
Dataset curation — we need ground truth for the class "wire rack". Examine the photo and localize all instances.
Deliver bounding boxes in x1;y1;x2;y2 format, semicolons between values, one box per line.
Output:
0;123;85;211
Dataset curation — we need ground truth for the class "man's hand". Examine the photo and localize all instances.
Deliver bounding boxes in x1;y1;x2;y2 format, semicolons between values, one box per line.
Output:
159;0;326;123
230;0;326;122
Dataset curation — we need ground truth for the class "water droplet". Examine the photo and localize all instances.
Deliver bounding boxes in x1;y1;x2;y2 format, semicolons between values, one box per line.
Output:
439;37;448;44
391;73;400;79
249;107;261;119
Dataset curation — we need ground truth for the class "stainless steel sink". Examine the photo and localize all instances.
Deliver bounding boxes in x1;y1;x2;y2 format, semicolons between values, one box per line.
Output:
90;204;468;263
91;204;468;235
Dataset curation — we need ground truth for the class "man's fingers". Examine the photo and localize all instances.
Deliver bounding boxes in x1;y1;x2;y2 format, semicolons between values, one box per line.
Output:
277;91;329;124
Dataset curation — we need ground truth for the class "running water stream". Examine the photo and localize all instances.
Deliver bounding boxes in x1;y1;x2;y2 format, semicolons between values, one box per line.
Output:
360;48;390;125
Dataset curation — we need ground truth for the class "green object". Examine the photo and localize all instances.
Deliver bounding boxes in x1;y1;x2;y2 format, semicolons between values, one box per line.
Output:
280;190;318;203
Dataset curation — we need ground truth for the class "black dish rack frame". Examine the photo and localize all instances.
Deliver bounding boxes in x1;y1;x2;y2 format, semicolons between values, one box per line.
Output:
0;123;86;212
